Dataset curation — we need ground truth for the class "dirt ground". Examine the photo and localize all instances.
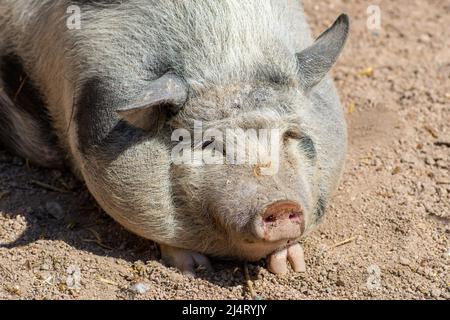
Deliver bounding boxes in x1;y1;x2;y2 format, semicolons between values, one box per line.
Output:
0;0;449;300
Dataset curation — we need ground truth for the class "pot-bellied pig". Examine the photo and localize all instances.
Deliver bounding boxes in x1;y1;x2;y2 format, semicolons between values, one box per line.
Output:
0;0;349;275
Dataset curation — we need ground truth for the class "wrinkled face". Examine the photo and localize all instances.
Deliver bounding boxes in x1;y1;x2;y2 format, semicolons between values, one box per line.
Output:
168;84;321;260
114;13;349;262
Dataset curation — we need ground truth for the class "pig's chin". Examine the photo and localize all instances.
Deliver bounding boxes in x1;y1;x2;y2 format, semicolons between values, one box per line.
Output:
232;237;301;261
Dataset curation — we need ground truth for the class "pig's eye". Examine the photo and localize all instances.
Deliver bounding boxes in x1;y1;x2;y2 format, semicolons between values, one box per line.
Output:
201;138;227;156
284;130;317;162
298;135;316;162
283;129;302;141
202;138;215;150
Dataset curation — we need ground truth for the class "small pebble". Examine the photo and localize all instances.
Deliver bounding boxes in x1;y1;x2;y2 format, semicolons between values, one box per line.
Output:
431;288;441;298
12;157;24;166
46;201;65;220
399;257;411;266
336;279;346;287
130;282;149;294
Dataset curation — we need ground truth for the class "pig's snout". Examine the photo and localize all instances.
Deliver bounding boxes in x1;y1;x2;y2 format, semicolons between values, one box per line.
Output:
253;200;305;242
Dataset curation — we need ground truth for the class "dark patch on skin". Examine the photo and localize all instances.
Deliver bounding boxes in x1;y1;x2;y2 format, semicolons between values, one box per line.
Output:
69;0;125;7
0;54;63;167
76;76;121;155
0;54;52;127
76;76;169;162
299;134;317;163
255;64;292;86
314;195;327;222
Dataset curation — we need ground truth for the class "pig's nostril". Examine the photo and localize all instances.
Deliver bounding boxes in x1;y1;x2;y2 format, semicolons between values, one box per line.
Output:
258;200;305;242
264;215;276;223
262;200;303;223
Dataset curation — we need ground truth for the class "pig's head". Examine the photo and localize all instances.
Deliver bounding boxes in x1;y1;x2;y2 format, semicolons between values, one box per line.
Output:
117;15;349;260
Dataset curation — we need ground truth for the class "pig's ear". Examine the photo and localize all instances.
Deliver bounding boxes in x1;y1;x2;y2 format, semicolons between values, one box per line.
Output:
296;14;349;92
117;73;188;130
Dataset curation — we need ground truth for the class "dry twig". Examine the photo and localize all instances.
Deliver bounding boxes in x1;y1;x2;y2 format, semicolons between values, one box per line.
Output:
243;262;257;299
330;236;357;249
31;180;69;193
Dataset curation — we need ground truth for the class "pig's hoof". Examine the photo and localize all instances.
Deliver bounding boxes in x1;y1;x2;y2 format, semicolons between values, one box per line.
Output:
267;243;306;274
160;244;212;277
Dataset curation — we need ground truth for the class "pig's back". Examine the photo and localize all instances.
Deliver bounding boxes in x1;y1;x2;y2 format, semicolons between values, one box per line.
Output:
1;0;317;159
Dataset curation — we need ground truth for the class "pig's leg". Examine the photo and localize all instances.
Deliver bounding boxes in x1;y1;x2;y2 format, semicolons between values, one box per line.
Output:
267;243;306;274
160;244;212;277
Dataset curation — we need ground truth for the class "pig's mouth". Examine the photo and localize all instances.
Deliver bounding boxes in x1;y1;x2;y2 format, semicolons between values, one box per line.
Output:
206;198;308;273
226;200;308;273
252;200;305;243
235;234;307;275
222;200;305;246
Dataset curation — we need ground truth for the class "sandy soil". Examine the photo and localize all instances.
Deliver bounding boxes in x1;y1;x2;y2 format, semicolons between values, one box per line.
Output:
0;0;449;300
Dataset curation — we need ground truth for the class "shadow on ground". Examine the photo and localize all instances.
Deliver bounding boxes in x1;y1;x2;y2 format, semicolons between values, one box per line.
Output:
0;147;258;287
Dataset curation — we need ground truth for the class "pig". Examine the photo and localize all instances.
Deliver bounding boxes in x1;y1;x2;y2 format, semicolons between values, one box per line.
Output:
0;0;349;275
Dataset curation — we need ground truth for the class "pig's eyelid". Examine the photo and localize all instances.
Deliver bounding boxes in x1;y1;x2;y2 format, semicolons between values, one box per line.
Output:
199;139;227;156
283;129;303;141
201;138;215;150
192;138;216;150
192;140;206;150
